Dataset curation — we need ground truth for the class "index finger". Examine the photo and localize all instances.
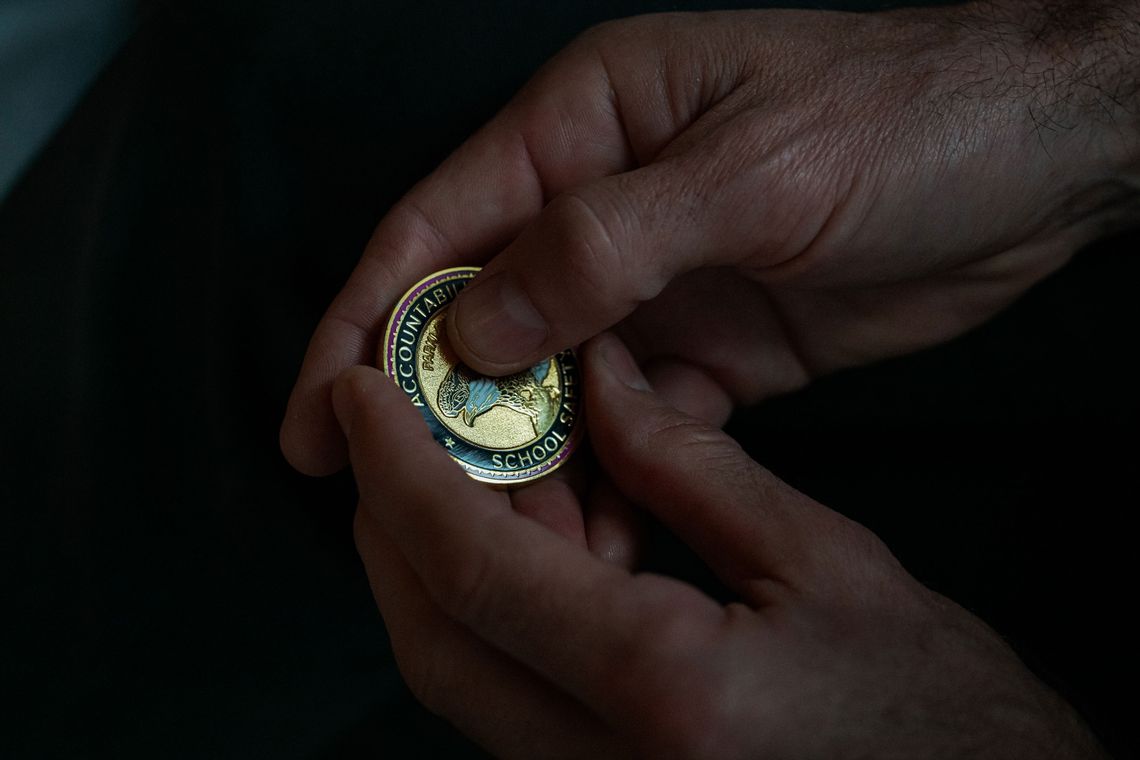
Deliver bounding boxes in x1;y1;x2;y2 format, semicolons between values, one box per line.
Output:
279;40;636;476
332;364;725;727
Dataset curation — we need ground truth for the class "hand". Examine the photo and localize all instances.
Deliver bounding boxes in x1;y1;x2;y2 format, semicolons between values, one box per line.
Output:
282;2;1140;475
334;334;1106;759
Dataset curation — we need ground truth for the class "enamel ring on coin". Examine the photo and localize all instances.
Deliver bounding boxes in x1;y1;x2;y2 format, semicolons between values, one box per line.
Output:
381;267;581;487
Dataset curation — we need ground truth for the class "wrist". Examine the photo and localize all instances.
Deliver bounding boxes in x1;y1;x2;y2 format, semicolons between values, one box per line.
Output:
950;0;1140;229
988;1;1136;155
1031;0;1140;173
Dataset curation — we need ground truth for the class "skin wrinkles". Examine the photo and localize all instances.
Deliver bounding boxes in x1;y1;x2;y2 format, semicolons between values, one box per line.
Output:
285;4;1138;754
334;330;1112;757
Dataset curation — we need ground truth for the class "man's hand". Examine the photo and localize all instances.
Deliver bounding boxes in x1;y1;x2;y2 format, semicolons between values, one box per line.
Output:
334;334;1106;759
283;3;1139;476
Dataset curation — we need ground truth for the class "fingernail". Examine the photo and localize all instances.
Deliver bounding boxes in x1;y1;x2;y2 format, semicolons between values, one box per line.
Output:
598;335;651;392
452;273;548;365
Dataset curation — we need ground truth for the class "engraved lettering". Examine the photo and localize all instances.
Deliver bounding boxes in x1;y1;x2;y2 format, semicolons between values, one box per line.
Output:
492;454;504;468
420;328;439;372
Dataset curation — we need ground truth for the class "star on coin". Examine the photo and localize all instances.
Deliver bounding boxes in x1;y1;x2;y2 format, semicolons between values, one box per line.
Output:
444;437;456;448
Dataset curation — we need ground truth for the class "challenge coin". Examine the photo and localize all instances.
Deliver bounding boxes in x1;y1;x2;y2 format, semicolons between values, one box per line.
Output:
381;267;581;487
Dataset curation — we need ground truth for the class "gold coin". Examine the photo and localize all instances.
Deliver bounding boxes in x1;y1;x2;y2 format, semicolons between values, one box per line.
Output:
381;267;582;487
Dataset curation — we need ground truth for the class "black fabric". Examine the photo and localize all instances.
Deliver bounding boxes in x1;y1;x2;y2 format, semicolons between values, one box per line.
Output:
2;2;1136;757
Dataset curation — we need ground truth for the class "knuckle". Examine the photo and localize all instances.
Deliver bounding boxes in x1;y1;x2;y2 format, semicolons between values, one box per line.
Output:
628;656;739;755
817;517;916;605
606;579;750;759
572;17;639;49
428;520;503;628
438;557;493;626
646;414;742;467
362;201;442;278
616;576;718;680
392;636;454;715
545;191;629;300
545;175;682;307
689;433;748;476
574;13;683;55
636;602;701;662
833;516;898;572
638;686;732;760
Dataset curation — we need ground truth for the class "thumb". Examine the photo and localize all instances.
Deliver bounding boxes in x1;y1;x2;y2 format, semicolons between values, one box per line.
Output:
446;160;741;376
583;333;898;602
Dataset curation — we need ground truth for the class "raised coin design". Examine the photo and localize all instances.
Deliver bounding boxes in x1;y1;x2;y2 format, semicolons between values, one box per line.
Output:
381;267;581;487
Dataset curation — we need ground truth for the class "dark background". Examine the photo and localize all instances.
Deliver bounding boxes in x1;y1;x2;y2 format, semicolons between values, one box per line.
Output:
2;1;1136;757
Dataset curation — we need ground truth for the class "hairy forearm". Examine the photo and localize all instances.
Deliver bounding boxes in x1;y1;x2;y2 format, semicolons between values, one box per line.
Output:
966;0;1140;163
938;0;1140;237
1039;0;1140;114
